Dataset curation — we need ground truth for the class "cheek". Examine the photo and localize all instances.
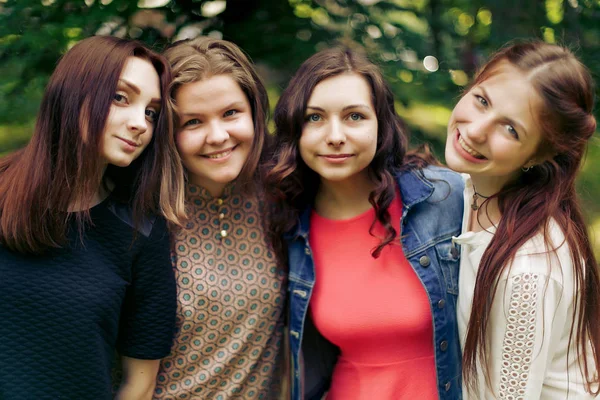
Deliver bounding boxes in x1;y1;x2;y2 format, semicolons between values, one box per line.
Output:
239;116;255;141
450;98;471;122
176;131;206;156
298;130;314;160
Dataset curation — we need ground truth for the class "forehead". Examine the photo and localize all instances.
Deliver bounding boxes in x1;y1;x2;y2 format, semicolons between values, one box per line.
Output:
477;64;541;117
119;57;161;99
175;74;248;113
308;73;373;107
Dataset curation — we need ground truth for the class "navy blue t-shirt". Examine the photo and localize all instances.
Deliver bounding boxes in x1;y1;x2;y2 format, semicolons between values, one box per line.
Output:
0;198;177;399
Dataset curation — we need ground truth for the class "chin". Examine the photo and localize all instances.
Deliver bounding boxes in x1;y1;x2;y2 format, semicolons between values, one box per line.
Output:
443;153;467;174
109;159;135;168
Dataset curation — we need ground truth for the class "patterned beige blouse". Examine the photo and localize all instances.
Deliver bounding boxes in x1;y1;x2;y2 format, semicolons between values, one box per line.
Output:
154;183;286;400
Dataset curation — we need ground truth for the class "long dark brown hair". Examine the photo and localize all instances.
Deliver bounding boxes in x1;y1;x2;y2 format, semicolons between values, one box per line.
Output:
265;47;435;263
462;41;600;395
163;36;270;194
0;35;186;254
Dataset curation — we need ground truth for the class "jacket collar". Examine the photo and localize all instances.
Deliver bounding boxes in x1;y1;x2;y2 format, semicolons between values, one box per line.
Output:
289;168;435;239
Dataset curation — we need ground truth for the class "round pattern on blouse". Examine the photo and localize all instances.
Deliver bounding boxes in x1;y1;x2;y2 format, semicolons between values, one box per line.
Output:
154;184;286;400
499;273;539;400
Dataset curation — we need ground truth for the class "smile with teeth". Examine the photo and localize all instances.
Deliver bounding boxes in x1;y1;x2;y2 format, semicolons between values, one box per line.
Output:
458;134;486;159
203;146;235;159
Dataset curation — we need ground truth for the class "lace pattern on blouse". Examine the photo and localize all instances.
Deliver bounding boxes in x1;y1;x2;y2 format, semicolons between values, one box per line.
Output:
499;273;540;400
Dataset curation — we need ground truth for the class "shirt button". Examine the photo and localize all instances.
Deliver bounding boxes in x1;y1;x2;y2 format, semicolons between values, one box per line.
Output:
419;255;430;267
219;213;225;219
440;340;448;351
220;230;228;238
304;247;311;255
445;382;451;391
217;198;224;206
437;299;445;309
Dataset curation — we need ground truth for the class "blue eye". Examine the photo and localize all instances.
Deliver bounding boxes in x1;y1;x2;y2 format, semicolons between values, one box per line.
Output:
475;95;488;107
182;118;201;127
349;113;363;121
506;125;519;139
306;114;321;122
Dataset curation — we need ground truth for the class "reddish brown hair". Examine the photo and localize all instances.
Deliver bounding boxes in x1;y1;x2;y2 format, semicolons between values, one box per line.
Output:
163;36;270;194
265;47;433;263
0;35;186;254
463;41;600;394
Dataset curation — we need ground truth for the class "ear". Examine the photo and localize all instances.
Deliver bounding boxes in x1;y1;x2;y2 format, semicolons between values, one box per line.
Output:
523;159;537;169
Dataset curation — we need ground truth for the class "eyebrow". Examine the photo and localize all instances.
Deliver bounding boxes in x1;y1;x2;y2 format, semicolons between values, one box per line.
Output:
479;85;528;138
118;79;161;105
306;104;372;112
179;101;246;118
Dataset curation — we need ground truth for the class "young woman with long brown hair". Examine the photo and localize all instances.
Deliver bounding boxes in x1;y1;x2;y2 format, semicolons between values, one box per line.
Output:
0;36;185;399
266;47;464;400
153;37;286;399
445;41;600;398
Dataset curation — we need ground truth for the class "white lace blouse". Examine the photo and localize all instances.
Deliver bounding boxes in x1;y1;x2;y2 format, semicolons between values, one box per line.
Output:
454;177;596;399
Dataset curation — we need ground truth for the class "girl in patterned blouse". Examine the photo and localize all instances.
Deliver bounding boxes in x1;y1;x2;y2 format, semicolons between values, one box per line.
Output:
153;37;286;400
445;41;600;398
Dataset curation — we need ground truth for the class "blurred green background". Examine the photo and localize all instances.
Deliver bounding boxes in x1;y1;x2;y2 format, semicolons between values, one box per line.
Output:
2;0;600;247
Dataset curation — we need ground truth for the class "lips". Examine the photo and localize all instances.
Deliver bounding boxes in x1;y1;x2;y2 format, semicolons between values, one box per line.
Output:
117;137;140;147
201;145;237;159
457;132;486;160
319;154;353;158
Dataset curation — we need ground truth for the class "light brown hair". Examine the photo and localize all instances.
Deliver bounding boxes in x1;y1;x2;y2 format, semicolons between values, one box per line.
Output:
163;36;270;194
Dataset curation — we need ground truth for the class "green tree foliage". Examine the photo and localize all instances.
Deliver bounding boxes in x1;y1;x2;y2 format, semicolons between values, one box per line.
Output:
1;0;600;229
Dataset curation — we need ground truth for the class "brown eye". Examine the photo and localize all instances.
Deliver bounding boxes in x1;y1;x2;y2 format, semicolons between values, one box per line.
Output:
113;93;127;104
145;109;158;122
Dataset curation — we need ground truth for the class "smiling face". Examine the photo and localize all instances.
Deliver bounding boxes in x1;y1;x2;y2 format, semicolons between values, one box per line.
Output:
99;56;160;167
299;73;378;187
174;74;254;196
445;62;544;193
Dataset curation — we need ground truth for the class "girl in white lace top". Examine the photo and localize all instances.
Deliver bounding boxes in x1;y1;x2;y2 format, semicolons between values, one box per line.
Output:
445;41;600;399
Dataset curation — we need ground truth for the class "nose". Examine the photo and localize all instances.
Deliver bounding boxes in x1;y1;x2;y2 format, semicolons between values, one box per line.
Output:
206;120;229;145
464;115;493;144
127;107;148;135
325;118;345;147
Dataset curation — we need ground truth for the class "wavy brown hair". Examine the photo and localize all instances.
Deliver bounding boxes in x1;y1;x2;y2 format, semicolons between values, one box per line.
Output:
0;35;186;254
462;41;600;395
163;36;270;194
265;47;435;262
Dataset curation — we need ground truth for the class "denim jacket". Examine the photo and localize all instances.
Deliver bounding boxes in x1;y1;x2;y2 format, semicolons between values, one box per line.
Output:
285;166;464;400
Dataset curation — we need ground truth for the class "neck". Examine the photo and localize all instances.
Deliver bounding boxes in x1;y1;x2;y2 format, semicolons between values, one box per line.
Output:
469;175;502;232
189;176;229;198
314;173;376;220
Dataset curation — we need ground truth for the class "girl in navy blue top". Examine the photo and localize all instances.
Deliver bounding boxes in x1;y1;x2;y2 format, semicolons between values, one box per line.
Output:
0;36;185;399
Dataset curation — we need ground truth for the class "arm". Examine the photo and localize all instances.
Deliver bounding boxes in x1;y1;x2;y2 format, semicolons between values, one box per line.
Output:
115;356;160;400
116;217;177;375
481;253;572;399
